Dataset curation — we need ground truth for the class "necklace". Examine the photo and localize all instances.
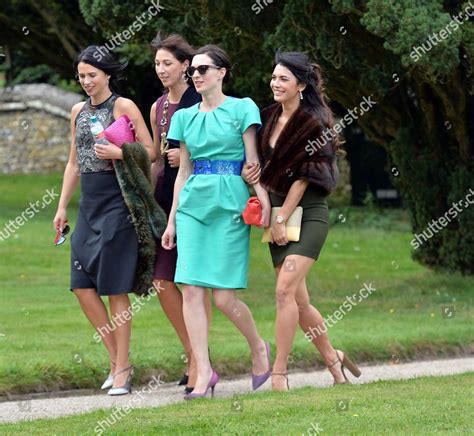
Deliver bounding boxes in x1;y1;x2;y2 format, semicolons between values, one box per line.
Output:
160;97;170;155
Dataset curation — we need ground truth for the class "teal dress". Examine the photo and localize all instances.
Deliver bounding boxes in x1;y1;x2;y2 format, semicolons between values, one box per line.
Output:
167;97;261;289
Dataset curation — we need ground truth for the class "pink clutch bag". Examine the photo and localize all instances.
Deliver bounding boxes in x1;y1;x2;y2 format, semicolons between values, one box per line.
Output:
104;114;136;147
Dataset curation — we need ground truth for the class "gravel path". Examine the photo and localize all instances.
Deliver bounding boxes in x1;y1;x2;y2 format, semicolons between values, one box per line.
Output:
1;357;473;424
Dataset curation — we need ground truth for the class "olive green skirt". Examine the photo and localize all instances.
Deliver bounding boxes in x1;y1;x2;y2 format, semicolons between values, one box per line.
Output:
268;186;329;267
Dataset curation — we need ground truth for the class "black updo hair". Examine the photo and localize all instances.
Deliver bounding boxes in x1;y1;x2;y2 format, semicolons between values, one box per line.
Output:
73;45;127;93
195;44;233;84
274;51;341;151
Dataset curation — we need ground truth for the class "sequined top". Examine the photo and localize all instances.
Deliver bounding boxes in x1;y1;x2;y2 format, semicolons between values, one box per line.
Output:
74;94;118;173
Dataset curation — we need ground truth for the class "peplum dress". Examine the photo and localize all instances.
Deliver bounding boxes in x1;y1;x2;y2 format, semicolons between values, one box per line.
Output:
167;97;261;289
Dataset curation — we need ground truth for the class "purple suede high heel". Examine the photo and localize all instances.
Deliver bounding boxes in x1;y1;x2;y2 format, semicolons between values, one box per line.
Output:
184;370;219;400
252;341;271;390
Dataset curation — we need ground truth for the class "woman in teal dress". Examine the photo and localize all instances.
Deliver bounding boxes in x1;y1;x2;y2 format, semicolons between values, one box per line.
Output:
162;45;272;399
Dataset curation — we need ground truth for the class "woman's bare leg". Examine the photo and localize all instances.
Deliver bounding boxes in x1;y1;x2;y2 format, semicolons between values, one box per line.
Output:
182;285;212;394
271;255;315;390
154;279;212;387
212;290;269;376
108;293;132;387
295;277;345;383
73;288;117;375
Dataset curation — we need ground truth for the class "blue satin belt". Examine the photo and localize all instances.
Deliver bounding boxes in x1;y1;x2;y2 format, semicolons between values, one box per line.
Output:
193;160;243;175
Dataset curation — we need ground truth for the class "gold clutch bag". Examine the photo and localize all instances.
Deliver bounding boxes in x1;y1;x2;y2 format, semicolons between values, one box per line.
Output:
261;207;303;243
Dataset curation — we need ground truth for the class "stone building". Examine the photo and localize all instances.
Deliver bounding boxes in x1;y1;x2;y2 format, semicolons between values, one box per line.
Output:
0;84;83;173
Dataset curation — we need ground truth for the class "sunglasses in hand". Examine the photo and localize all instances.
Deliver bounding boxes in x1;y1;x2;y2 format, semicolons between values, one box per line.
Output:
54;225;70;246
186;65;222;78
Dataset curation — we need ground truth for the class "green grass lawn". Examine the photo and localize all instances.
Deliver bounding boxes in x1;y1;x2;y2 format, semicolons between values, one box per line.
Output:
0;174;473;395
1;373;473;434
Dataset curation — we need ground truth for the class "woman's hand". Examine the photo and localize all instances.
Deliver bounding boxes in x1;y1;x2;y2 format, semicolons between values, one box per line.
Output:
53;208;68;232
271;221;288;246
259;200;271;228
165;148;180;168
95;143;123;160
241;162;261;184
161;223;176;250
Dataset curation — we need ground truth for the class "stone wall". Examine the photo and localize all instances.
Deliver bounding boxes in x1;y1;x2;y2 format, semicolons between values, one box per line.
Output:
0;84;83;173
0;84;352;204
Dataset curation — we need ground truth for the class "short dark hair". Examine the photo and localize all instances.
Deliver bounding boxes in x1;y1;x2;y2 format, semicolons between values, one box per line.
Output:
195;44;233;84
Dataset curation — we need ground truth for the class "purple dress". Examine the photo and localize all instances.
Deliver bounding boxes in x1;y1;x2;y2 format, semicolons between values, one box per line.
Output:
153;94;180;281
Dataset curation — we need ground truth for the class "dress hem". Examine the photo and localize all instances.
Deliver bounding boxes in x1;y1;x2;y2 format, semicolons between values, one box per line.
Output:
269;248;318;267
175;278;246;290
69;287;135;296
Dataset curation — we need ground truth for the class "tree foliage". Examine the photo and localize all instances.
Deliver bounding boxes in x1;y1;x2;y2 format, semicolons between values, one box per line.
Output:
267;0;473;273
2;0;473;272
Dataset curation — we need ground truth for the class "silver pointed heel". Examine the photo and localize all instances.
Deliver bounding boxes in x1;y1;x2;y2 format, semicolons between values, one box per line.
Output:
107;366;134;396
101;360;115;390
101;374;114;390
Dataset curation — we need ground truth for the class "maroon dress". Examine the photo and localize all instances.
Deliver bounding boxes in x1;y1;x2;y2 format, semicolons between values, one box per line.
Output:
153;94;180;281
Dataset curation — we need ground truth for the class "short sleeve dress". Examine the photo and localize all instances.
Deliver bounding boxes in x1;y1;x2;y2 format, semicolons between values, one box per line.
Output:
167;97;261;289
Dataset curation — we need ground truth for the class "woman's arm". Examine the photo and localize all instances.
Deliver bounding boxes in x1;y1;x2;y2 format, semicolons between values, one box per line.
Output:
52;103;83;231
270;179;309;245
150;101;162;187
278;179;308;222
243;125;271;227
161;142;192;249
241;162;261;184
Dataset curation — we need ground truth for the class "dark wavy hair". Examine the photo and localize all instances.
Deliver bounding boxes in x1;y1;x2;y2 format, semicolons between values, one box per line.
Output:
73;45;127;93
195;44;233;84
275;51;341;151
150;32;195;85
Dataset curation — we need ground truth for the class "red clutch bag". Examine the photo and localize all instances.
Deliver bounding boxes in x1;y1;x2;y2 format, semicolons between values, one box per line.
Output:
242;196;262;226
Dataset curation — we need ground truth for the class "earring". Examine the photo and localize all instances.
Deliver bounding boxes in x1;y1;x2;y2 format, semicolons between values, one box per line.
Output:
299;90;303;100
182;71;187;82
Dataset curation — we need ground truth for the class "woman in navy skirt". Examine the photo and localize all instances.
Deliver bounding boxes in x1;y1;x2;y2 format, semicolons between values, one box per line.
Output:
53;46;156;395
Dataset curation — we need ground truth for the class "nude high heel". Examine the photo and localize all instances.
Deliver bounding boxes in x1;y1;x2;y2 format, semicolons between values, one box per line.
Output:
328;350;361;385
271;372;289;391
